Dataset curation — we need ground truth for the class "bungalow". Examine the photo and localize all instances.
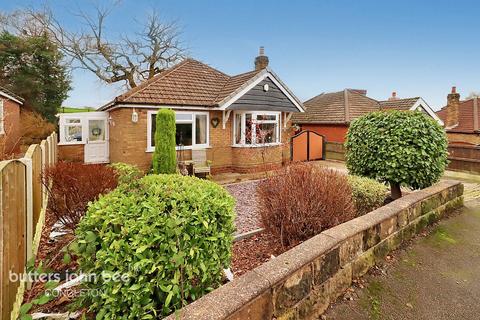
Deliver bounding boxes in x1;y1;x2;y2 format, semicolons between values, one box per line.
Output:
436;87;480;146
292;90;442;143
0;86;23;156
58;48;305;173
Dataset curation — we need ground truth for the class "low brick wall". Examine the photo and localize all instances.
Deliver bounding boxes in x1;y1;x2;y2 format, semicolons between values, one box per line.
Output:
167;180;463;320
325;142;345;161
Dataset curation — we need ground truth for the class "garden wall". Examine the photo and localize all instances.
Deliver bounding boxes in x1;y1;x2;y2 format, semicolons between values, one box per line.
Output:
167;180;463;320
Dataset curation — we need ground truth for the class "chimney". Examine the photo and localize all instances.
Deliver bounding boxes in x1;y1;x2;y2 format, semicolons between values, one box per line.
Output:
388;91;398;101
446;86;460;128
254;46;269;70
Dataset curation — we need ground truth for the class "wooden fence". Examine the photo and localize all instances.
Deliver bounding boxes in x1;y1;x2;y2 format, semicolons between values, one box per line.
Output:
447;144;480;174
0;132;57;320
325;141;346;161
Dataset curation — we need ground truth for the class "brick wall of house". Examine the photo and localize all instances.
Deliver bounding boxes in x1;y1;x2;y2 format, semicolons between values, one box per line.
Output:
108;107;292;173
0;98;21;156
300;123;349;143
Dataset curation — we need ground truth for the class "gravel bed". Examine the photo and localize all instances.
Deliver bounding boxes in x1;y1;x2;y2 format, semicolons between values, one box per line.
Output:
224;180;263;235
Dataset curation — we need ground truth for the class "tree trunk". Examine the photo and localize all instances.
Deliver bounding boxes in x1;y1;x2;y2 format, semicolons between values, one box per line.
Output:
390;182;402;200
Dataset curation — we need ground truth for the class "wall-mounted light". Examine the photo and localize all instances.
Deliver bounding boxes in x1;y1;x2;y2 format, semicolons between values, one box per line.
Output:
263;83;269;92
131;108;138;123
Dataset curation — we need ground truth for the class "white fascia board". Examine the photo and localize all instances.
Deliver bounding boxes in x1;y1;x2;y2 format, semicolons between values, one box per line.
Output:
410;98;444;125
0;90;23;105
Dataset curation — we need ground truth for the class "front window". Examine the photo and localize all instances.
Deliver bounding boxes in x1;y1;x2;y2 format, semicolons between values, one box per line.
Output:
233;111;280;146
148;111;209;150
63;118;83;142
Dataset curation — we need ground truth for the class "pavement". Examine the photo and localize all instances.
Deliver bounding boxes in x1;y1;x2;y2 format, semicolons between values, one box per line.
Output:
323;174;480;320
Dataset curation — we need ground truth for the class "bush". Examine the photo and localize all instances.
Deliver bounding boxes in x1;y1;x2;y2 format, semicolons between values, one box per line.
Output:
258;163;355;247
42;162;118;231
152;109;177;174
19;110;56;146
347;175;387;216
345;110;448;199
73;174;236;318
109;162;143;185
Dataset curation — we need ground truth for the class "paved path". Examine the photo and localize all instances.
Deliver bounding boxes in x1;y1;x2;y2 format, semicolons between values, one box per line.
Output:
324;182;480;320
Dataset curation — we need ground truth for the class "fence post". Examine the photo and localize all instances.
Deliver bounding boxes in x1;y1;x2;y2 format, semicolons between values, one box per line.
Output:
18;157;33;262
40;140;47;206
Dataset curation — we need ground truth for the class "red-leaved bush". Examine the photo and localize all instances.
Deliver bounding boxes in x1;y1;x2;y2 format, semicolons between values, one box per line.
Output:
258;163;355;247
42;161;118;231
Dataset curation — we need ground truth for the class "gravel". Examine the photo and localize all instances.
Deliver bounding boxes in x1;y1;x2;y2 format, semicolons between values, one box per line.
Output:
224;180;263;235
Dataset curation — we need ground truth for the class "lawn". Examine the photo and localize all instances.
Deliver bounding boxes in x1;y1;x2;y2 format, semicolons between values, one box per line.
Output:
58;106;95;113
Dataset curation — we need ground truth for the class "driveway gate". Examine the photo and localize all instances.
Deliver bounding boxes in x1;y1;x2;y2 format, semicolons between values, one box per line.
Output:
290;130;326;162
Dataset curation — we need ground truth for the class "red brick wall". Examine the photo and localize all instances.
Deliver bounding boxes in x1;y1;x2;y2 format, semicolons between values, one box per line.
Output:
300;124;349;143
0;98;21;156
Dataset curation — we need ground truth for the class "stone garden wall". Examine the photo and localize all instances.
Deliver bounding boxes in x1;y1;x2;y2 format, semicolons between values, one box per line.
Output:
166;180;464;320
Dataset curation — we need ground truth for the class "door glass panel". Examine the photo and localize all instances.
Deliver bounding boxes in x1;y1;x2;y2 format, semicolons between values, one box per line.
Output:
88;120;105;141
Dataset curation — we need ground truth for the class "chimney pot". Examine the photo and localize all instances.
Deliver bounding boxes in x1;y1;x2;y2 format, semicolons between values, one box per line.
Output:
452;86;456;94
259;46;265;56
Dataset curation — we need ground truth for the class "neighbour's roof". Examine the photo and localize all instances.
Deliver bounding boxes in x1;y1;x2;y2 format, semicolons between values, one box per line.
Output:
437;97;480;133
100;59;293;110
0;86;24;105
379;97;420;111
292;89;380;124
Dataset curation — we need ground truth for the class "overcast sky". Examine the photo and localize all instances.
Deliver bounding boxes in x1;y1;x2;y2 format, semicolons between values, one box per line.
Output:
2;0;479;110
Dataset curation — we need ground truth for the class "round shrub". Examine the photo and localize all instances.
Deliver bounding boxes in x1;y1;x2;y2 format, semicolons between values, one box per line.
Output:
74;174;236;318
109;162;143;185
258;163;355;247
347;175;387;216
345;111;448;199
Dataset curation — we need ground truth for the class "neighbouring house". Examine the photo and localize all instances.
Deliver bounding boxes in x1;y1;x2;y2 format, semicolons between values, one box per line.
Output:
57;48;305;173
437;87;480;146
293;89;442;143
0;86;23;156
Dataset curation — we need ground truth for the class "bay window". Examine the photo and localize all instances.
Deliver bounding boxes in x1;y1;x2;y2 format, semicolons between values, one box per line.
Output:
148;110;209;151
233;111;281;146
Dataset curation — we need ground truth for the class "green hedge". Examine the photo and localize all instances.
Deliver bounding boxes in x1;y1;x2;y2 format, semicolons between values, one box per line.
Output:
347;175;387;216
73;174;236;318
153;109;177;174
109;162;143;185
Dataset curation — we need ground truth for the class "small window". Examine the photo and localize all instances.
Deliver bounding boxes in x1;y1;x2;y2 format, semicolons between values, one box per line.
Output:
63;118;83;142
148;111;209;150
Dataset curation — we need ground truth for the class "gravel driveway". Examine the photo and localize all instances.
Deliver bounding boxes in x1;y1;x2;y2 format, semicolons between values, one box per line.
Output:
224;180;263;235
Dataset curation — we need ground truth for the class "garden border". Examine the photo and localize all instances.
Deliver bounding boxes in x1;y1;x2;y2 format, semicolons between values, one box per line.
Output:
166;180;464;320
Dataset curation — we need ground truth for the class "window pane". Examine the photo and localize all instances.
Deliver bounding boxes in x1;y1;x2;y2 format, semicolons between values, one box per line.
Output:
235;114;242;144
245;113;253;144
176;123;192;146
66;118;81;124
151;113;156;147
195;114;207;144
88;120;105;141
176;113;193;121
258;123;277;144
65;125;82;142
257;114;277;121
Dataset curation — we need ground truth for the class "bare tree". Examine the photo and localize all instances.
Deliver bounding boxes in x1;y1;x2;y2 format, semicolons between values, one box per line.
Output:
3;3;185;88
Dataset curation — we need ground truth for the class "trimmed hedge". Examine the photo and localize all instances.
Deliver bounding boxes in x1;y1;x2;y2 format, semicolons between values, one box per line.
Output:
347;175;387;216
153;109;177;174
109;162;143;185
74;174;236;318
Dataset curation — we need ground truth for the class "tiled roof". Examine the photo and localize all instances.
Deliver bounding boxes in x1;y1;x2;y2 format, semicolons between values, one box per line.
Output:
292;89;380;124
109;59;261;107
437;98;480;133
379;97;419;111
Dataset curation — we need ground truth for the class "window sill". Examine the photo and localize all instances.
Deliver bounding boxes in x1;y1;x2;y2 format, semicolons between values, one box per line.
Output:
231;142;283;148
58;141;86;146
145;145;211;153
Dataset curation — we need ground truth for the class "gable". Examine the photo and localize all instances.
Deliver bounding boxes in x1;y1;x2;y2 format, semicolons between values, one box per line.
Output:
227;78;299;112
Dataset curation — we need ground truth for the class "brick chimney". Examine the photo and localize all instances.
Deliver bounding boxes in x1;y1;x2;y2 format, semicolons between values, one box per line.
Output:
254;46;269;70
446;86;460;128
388;91;398;101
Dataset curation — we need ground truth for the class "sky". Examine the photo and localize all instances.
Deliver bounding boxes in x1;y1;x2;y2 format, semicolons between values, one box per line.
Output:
1;0;480;110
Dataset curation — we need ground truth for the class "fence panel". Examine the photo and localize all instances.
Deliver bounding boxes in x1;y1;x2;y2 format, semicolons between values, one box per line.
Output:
0;160;26;320
24;145;42;231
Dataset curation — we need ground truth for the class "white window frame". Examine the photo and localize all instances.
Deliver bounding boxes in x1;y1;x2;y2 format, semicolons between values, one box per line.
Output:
0;99;4;135
147;110;210;152
59;116;85;145
232;111;281;147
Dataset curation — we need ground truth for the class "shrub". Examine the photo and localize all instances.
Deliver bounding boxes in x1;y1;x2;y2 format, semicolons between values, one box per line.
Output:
19;110;56;146
73;174;236;318
42;162;118;231
258;163;355;247
109;162;143;185
152;109;177;174
347;175;387;216
345;110;448;199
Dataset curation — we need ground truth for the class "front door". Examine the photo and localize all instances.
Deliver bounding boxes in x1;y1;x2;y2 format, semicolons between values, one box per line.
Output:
84;118;109;163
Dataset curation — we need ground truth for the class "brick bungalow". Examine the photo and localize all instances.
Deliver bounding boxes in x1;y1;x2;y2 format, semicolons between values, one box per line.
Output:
0;86;23;156
292;90;442;143
58;48;305;173
436;87;480;146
